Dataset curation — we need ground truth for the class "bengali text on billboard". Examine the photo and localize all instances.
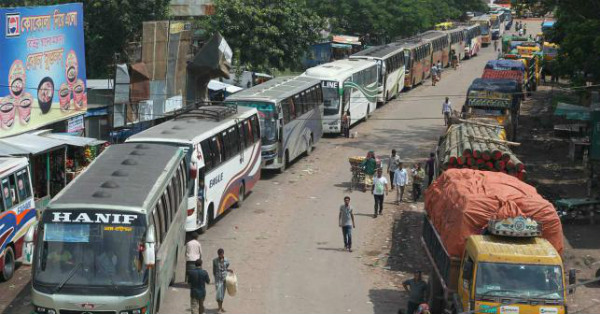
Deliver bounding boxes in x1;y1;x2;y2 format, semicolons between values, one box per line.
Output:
0;3;86;137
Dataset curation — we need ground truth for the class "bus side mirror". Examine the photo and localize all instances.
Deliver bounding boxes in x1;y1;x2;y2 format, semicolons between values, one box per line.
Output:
144;227;156;267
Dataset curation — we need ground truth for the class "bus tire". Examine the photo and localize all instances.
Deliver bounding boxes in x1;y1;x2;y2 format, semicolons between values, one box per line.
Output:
305;137;313;156
1;245;15;281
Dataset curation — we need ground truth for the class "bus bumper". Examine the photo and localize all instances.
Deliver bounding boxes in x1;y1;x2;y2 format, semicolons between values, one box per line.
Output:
322;119;340;134
32;289;150;314
261;145;281;169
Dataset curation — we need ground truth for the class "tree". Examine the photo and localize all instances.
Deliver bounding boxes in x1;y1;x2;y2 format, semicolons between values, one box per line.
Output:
547;0;600;84
204;0;324;73
308;0;487;44
0;0;171;78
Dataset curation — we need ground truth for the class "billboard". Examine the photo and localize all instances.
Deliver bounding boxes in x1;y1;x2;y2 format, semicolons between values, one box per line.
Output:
0;3;86;138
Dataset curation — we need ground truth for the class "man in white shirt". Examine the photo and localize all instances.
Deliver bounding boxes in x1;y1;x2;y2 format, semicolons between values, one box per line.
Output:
442;97;452;126
186;232;203;282
394;162;408;204
387;149;401;190
371;168;388;218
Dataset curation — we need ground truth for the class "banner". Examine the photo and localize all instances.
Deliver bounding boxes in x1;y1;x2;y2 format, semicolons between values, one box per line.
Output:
0;3;86;138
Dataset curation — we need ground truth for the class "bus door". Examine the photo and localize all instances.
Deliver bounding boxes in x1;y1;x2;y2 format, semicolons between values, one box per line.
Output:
197;169;205;225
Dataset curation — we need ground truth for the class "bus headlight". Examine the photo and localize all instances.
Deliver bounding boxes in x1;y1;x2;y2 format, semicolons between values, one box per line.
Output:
34;307;57;314
119;308;147;314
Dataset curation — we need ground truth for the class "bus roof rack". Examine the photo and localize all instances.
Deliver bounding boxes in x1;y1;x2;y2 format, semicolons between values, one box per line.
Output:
175;104;238;121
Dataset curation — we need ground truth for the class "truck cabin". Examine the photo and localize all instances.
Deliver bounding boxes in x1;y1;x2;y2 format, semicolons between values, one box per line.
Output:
466;78;521;115
460;234;566;312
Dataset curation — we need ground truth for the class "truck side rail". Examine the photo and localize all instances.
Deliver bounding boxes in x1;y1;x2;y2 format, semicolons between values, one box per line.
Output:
421;215;461;293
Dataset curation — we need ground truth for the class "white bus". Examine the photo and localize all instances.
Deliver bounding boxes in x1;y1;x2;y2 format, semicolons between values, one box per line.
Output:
0;157;35;281
303;59;379;134
225;76;323;172
127;106;261;231
32;143;188;314
350;42;406;104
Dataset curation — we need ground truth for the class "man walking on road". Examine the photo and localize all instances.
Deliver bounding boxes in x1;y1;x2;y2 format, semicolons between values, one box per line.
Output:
188;259;210;314
372;168;388;218
436;61;442;80
186;232;203;282
431;64;437;86
213;249;232;313
393;162;408;204
387;149;401;190
339;196;356;252
403;271;429;314
425;153;435;187
442;97;452;126
411;163;425;202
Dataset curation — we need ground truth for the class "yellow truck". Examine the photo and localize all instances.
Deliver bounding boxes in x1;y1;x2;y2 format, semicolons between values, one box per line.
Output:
423;170;573;314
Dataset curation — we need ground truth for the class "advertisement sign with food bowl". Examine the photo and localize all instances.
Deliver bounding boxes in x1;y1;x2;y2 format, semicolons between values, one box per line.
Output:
0;3;86;137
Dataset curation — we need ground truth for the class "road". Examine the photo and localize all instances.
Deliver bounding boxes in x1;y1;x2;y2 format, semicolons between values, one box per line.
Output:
0;27;505;314
161;40;500;314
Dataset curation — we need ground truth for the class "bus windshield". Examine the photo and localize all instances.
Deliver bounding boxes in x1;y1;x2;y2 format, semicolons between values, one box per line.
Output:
34;217;147;293
322;86;340;116
230;102;278;145
480;25;490;35
476;262;563;300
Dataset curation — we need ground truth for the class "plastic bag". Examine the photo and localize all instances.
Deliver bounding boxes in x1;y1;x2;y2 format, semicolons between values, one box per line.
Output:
225;272;237;296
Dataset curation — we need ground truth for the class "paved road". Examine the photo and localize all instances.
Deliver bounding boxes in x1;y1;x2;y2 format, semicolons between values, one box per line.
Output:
0;31;503;314
161;43;499;314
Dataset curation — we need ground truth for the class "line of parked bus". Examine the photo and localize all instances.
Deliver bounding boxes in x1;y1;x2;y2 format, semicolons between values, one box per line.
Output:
0;18;493;314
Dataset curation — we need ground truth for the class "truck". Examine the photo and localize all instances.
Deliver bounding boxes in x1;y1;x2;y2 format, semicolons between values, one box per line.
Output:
464;78;522;141
423;169;572;314
482;59;526;99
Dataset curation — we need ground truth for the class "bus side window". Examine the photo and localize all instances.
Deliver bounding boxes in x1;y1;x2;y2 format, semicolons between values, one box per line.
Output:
243;120;253;146
8;174;18;204
16;169;31;202
200;140;213;172
237;122;246;150
167;183;176;222
156;199;166;242
151;210;162;247
251;115;260;142
281;98;291;124
1;177;13;210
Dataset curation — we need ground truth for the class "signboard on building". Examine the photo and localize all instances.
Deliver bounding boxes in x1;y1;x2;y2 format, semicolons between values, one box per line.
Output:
67;114;84;133
0;3;87;138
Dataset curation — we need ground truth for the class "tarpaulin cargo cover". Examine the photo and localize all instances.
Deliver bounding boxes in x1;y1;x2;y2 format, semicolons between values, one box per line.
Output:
425;169;563;257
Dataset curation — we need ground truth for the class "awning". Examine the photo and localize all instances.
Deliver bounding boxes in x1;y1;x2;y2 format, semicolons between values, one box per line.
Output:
554;102;590;121
0;134;66;155
331;43;353;49
208;80;243;94
41;133;106;147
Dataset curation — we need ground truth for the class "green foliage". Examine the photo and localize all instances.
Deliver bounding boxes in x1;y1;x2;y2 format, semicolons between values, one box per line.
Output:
0;0;171;78
549;0;600;84
308;0;487;44
205;0;324;73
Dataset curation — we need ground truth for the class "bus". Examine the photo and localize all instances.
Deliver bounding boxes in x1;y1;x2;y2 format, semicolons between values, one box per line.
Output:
471;15;491;46
0;157;35;281
32;143;188;314
350;42;406;103
127;106;262;232
399;37;432;89
490;12;505;40
463;24;482;58
225;76;323;172
421;30;450;68
443;27;466;61
501;8;513;30
303;59;378;134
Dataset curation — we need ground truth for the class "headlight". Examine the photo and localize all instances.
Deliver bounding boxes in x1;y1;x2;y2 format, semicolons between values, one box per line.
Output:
34;307;57;314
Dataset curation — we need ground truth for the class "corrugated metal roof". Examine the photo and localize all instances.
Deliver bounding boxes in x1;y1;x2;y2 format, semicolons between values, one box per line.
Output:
226;76;321;103
50;143;183;209
0;134;65;155
41;133;106;147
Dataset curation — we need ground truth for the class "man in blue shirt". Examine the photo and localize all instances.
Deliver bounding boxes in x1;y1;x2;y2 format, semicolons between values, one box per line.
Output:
188;259;210;314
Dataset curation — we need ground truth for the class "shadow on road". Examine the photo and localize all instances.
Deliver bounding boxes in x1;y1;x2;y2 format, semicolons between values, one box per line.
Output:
1;279;31;314
368;288;404;314
387;210;431;273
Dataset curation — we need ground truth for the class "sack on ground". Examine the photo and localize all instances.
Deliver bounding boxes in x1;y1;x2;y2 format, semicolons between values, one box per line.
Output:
225;272;237;296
